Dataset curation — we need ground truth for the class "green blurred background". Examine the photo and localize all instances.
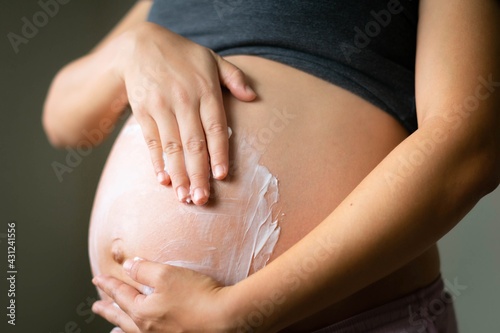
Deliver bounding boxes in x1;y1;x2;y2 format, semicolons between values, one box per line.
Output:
0;1;498;332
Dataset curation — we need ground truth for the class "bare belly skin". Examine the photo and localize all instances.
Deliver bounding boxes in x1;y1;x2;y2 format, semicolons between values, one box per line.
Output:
89;55;440;331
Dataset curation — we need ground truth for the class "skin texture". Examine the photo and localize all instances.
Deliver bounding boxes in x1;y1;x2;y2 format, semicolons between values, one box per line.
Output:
43;0;500;332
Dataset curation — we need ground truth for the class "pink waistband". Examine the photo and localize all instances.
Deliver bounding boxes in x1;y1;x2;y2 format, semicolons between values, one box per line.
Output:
312;276;458;333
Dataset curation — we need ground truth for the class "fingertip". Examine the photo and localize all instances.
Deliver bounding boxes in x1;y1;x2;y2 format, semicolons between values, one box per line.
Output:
191;187;210;205
218;59;256;101
92;276;101;286
213;164;227;180
157;171;168;184
176;186;191;203
244;85;257;99
228;83;257;102
91;301;102;313
123;259;135;273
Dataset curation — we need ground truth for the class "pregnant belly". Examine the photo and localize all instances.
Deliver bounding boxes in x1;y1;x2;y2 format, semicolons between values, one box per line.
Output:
89;56;440;328
89;117;282;286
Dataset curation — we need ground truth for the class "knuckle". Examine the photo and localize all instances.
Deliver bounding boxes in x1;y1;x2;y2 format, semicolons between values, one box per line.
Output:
132;103;148;117
226;67;244;84
148;92;167;110
167;170;187;183
184;138;206;155
171;85;192;107
113;284;128;300
195;75;215;95
188;172;208;186
163;140;183;155
208;150;226;166
205;122;226;136
145;137;162;150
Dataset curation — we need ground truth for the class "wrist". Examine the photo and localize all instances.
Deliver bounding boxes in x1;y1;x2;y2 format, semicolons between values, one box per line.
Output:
213;285;246;333
101;31;129;83
219;278;283;333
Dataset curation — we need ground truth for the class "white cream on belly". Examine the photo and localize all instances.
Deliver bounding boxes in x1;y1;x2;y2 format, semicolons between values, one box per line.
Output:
89;120;281;286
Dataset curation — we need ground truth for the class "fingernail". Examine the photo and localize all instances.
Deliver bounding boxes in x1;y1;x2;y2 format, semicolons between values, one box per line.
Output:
214;165;226;179
193;187;207;204
142;285;155;296
176;186;189;202
123;259;134;272
228;126;233;139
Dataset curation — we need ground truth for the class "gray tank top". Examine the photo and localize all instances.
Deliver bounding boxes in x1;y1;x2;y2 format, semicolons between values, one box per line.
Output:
148;0;419;133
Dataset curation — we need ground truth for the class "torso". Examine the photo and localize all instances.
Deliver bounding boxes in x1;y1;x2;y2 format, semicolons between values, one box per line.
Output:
89;55;440;331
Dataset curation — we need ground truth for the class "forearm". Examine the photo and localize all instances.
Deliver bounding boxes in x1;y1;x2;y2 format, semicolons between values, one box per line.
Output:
42;45;126;147
42;0;151;147
231;113;499;332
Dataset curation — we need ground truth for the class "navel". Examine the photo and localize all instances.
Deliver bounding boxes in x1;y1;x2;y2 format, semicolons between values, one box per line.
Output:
111;238;125;265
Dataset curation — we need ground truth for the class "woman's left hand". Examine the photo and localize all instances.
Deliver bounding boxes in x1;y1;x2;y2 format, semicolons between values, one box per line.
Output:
92;258;236;333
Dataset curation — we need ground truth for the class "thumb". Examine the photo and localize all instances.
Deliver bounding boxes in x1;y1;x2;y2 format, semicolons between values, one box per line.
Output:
123;257;162;291
214;52;257;101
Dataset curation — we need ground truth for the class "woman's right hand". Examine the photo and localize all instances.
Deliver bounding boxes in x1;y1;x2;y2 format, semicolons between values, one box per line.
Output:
112;22;256;205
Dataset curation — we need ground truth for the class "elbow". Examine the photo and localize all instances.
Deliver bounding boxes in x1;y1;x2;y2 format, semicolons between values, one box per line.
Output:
42;74;68;148
42;65;82;148
42;78;83;148
42;115;61;148
42;100;67;148
472;146;500;196
42;99;82;148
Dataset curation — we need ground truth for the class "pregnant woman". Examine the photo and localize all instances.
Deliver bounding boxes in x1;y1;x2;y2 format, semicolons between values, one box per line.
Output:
43;0;499;332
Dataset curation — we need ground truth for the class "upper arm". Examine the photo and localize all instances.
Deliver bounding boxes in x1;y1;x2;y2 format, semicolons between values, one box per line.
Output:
415;0;500;125
91;0;153;53
415;0;500;187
